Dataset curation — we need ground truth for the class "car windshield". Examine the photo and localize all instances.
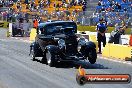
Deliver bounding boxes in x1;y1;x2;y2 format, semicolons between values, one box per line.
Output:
46;26;62;34
44;22;77;35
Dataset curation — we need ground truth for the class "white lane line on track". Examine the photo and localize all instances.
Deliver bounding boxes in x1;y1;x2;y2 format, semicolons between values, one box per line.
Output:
98;56;132;66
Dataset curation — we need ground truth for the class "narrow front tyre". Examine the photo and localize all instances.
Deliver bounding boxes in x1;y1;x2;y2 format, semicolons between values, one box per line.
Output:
30;46;36;61
88;49;97;64
46;50;56;67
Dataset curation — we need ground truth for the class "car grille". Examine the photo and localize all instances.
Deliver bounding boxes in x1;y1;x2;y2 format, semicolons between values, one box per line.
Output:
65;44;78;55
65;35;78;55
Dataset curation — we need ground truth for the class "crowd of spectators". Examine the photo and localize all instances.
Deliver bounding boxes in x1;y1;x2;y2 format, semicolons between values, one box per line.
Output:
76;0;132;26
2;0;131;27
96;0;132;13
0;0;86;23
91;11;131;26
94;0;132;26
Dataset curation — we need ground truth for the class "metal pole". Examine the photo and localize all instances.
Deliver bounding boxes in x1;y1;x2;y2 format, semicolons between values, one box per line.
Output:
2;13;3;21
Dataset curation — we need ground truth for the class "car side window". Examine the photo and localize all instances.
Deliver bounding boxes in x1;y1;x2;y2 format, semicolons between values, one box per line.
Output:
63;22;77;33
47;26;56;34
53;23;63;33
39;28;43;34
45;23;63;35
38;27;46;34
44;24;55;35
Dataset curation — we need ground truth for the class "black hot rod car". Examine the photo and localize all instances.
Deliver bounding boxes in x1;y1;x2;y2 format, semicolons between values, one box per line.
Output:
30;21;97;67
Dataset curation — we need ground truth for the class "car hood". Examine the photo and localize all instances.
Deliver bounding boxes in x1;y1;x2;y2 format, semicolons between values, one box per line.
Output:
53;33;77;39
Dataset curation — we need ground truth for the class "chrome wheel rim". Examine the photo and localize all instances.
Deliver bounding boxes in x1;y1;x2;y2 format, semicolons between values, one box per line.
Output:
46;51;51;64
31;49;35;58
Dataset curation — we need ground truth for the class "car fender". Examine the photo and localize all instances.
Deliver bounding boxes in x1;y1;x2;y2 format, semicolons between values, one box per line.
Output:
86;41;96;49
30;42;36;49
30;42;43;56
30;42;39;49
80;41;96;56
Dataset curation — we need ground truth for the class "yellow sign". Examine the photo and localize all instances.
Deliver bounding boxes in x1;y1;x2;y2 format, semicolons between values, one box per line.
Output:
30;28;37;43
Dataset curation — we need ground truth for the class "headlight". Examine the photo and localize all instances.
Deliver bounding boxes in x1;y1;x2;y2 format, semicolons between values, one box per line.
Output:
78;38;88;46
58;39;66;49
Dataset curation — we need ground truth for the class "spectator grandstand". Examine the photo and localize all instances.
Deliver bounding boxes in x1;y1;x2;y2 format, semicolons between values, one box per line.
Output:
0;0;85;22
0;0;131;27
76;0;132;27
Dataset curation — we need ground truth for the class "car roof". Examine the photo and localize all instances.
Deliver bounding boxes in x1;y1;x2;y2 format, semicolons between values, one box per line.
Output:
38;21;75;28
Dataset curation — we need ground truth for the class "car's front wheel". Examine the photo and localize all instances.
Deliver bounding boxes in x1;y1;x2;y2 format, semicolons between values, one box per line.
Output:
88;48;97;64
46;50;56;67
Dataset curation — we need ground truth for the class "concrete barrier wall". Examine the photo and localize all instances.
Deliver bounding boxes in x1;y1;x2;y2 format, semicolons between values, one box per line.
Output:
102;43;132;60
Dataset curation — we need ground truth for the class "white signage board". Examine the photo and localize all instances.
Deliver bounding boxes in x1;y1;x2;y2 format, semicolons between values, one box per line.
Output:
9;23;12;35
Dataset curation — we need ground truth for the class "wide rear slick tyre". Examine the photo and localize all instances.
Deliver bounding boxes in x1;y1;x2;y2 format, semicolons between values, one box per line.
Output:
46;50;56;67
88;49;97;64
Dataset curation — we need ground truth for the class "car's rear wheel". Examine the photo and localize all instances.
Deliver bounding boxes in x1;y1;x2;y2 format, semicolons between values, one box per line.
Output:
88;48;97;64
46;50;56;67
